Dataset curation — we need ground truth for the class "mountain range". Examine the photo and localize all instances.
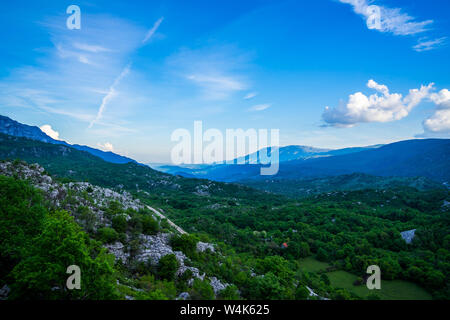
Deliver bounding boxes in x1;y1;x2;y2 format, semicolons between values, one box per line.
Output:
0;115;136;164
1;114;449;197
156;139;450;185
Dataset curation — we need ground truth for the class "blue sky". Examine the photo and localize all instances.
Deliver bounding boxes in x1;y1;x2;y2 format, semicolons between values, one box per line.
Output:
0;0;449;162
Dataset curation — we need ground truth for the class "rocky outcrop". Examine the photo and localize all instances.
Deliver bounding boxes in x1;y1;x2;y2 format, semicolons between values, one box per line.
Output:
209;277;228;295
177;292;190;300
197;242;215;253
134;233;206;283
0;161;143;230
104;242;130;264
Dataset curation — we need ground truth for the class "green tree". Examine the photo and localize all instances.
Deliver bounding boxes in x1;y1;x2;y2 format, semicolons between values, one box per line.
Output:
10;210;117;299
157;254;179;281
218;285;240;300
142;215;159;235
97;227;119;244
112;214;127;233
295;285;310;300
189;278;215;300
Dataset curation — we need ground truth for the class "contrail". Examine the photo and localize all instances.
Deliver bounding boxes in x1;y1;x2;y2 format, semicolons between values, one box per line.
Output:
89;63;131;128
142;17;164;43
89;17;163;129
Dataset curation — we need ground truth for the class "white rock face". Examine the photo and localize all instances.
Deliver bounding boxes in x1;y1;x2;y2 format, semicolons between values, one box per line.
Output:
132;233;206;283
197;241;215;253
104;242;130;263
177;292;190;300
209;277;228;295
137;233;174;265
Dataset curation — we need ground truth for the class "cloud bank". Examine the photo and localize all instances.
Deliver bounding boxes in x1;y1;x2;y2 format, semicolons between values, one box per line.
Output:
322;80;433;127
323;80;450;135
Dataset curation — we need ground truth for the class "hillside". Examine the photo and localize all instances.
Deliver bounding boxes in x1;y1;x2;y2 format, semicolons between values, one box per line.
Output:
241;173;446;198
1;133;449;300
0;133;279;205
0;160;234;300
0;115;136;164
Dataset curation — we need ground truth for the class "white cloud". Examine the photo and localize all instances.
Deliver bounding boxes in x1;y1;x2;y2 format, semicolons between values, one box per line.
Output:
322;80;434;127
187;74;245;98
423;109;450;134
40;124;60;140
413;37;446;52
73;43;111;53
78;55;91;65
429;89;450;108
143;17;164;44
167;46;250;100
244;92;258;100
97;142;114;152
422;89;450;134
249;103;271;111
339;0;433;36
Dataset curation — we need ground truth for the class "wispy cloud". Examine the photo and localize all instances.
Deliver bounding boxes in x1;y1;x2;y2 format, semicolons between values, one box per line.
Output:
73;42;112;53
249;103;271;112
167;46;251;100
187;74;245;99
413;37;446;52
244;92;258;100
0;14;149;137
338;0;433;36
143;17;164;44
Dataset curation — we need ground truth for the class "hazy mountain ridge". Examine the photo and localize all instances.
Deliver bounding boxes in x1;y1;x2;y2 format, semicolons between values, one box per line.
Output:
159;139;450;186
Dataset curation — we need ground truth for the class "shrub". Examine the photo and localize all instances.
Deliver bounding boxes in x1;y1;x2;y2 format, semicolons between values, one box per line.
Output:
142;215;159;235
189;278;215;300
157;254;179;281
97;227;119;244
170;234;197;257
112;214;128;233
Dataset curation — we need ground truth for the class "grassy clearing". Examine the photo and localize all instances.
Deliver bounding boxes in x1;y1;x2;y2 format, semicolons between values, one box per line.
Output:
298;257;431;300
326;270;432;300
298;257;330;273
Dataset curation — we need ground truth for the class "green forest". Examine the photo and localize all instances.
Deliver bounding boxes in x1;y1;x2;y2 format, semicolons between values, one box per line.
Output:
0;136;449;300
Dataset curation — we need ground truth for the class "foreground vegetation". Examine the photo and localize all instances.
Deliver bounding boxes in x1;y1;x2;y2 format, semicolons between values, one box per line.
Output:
0;135;448;300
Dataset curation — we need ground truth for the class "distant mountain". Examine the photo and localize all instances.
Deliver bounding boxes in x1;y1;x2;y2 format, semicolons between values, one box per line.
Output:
155;144;381;178
0;115;136;164
158;139;450;185
267;139;450;183
234;144;382;164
